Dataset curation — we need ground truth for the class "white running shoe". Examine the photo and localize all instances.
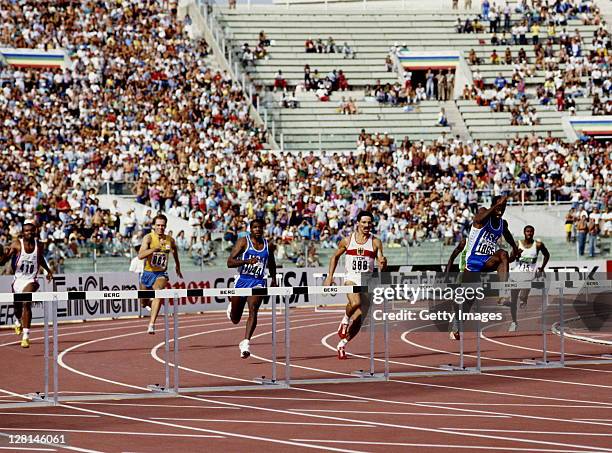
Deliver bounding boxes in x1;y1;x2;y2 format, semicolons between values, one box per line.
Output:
239;339;250;359
337;339;348;360
226;302;232;321
508;322;518;332
147;324;155;335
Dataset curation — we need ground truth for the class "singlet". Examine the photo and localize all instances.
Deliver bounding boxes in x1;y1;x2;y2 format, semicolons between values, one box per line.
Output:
465;217;504;267
144;232;171;273
345;233;376;274
239;236;269;280
13;239;39;281
512;239;539;273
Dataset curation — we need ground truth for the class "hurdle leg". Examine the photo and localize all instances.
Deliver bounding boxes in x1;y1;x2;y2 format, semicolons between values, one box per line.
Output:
559;286;565;366
173;293;179;394
284;294;291;386
43;299;49;401
271;291;277;383
164;297;170;390
52;296;59;406
383;296;389;380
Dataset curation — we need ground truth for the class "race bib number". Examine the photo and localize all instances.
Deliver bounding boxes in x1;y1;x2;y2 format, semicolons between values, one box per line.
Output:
19;260;35;275
351;258;369;272
243;260;264;276
151;252;168;269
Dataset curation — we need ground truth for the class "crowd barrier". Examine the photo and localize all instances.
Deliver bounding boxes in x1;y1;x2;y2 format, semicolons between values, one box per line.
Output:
0;273;609;408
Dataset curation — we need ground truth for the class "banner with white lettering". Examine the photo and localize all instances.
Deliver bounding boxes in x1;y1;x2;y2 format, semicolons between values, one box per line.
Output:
0;268;328;326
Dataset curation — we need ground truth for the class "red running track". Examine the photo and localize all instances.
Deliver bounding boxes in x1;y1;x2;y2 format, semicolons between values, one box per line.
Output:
0;307;611;452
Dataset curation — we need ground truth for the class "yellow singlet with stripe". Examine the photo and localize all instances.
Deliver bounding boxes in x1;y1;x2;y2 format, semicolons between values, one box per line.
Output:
144;232;171;272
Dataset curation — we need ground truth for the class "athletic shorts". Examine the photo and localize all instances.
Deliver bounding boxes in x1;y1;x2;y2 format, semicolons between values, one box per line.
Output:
465;254;491;272
12;278;37;294
234;276;267;289
140;270;168;289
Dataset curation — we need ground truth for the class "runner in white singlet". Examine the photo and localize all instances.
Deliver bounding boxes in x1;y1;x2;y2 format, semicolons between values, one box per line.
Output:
323;211;387;360
507;225;549;332
0;222;54;348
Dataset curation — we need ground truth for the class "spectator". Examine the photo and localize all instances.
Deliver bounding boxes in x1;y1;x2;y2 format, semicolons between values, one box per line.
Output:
273;70;287;91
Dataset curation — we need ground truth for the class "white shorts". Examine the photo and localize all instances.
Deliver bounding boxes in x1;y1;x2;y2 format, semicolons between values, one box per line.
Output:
12;278;37;294
344;274;362;285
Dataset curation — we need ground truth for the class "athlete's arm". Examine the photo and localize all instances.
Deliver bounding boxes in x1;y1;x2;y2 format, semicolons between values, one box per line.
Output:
502;219;521;259
171;237;183;279
374;238;387;272
268;242;277;286
323;237;348;287
473;195;507;228
536;241;550;273
38;242;54;282
445;237;466;275
137;235;159;260
227;237;257;268
0;241;19;267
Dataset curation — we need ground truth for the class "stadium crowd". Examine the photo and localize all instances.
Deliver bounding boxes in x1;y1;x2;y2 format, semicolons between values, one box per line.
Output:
0;0;610;274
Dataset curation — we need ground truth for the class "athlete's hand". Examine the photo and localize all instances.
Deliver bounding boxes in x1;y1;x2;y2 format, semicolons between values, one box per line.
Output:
514;247;523;259
46;272;54;283
244;257;259;265
270;278;278;287
378;256;388;271
323;276;333;287
535;266;545;278
176;267;183;279
495;195;508;208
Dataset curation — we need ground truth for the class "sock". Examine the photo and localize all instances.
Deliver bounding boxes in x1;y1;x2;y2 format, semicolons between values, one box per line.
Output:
338;338;348;348
22;328;30;339
14;319;21;327
341;315;350;325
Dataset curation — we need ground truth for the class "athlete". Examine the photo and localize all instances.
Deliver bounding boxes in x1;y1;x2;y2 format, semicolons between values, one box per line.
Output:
464;195;521;276
0;221;54;348
227;218;277;359
507;225;549;332
138;214;182;334
323;211;387;360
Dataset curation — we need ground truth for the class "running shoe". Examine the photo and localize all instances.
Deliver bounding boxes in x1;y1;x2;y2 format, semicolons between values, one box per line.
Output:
226;302;232;321
337;339;348;360
337;321;349;339
449;330;460;340
508;322;518;332
14;323;22;336
20;338;30;348
147;324;155;335
239;339;250;359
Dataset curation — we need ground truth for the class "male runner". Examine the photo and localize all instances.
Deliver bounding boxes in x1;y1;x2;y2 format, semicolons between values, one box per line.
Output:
0;221;54;348
138;214;182;334
452;196;521;340
227;218;277;359
323;211;387;359
507;225;549;331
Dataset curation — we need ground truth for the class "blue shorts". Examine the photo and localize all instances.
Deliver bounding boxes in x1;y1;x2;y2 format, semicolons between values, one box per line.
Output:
466;255;491;272
140;270;168;289
234;276;267;289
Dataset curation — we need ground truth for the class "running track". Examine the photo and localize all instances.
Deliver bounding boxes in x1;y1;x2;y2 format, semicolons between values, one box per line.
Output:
0;306;610;453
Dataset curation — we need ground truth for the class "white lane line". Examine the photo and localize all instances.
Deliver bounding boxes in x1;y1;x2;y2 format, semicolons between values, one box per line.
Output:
150;418;376;427
0;427;223;439
417;403;612;408
288;409;510;418
0;448;55;452
317;329;612;408
574;419;612;422
53;319;366;453
441;428;612;437
199;396;367;403
290;439;591;452
73;402;240;410
150;315;342;382
55;316;612;453
0;413;98;418
481;372;612;389
57;403;365;453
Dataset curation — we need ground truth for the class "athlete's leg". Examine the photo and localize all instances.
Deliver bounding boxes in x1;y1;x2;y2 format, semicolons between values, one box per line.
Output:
509;289;520;324
519;288;530;309
13;302;23;324
346;293;368;341
139;283;151;310
244;296;263;340
229;296;247;324
481;250;510;279
149;276;168;330
20;282;40;331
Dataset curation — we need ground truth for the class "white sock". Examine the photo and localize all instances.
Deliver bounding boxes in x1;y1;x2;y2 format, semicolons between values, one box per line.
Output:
338;338;348;348
22;328;30;339
341;315;350;325
14;320;21;327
